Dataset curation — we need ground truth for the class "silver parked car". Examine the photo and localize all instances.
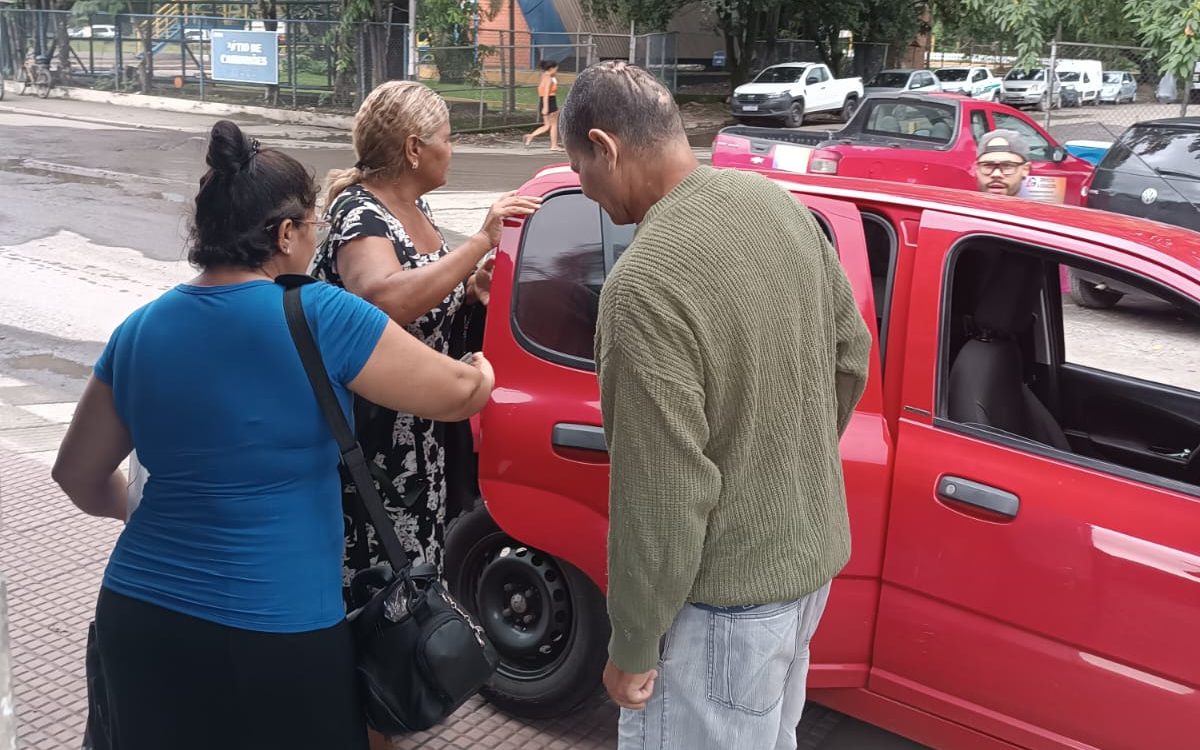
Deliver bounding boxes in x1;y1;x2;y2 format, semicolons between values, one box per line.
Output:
865;69;942;96
1100;71;1137;104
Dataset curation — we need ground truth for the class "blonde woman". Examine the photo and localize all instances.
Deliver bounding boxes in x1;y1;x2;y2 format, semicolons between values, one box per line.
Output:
523;59;562;150
313;79;536;693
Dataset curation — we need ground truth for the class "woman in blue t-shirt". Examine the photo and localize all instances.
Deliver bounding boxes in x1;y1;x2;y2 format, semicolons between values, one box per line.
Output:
52;120;496;750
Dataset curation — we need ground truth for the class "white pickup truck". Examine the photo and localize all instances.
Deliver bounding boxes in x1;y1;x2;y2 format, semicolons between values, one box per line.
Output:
731;62;864;128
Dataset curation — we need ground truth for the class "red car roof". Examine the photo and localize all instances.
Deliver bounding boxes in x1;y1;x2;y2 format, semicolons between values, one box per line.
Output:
526;165;1200;277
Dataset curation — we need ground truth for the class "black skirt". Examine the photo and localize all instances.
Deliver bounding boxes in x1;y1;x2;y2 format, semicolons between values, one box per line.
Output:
546;94;558;114
93;588;368;750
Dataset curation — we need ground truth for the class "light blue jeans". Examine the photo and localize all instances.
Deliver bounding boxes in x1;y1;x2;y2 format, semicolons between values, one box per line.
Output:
618;582;832;750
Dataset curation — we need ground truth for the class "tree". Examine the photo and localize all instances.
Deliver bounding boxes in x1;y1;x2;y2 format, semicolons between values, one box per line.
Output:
418;0;501;84
1126;0;1200;84
953;0;1134;66
585;0;930;92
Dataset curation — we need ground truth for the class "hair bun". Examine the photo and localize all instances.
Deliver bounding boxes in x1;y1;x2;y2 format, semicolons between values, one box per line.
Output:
206;120;254;176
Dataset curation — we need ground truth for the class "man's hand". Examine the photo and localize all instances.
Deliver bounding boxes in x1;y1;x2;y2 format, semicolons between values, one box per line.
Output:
603;658;657;710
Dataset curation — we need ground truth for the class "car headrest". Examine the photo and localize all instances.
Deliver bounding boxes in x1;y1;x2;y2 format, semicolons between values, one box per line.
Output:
973;251;1042;337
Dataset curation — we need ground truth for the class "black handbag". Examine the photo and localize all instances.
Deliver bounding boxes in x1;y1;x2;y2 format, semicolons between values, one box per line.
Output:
279;274;498;734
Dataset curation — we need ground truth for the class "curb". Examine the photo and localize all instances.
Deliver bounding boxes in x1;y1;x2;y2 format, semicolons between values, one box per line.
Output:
0;80;353;129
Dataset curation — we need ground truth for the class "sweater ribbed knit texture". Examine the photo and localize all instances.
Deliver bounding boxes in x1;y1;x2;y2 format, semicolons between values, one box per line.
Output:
596;166;872;673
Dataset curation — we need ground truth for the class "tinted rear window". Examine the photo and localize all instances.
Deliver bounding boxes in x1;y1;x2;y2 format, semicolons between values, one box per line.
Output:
1103;72;1123;84
1006;69;1046;82
937;69;969;81
755;67;804;84
1103;126;1200;179
871;72;910;88
862;100;956;143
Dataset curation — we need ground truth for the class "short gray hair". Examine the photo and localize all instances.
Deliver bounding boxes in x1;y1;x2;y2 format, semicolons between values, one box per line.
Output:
559;61;685;151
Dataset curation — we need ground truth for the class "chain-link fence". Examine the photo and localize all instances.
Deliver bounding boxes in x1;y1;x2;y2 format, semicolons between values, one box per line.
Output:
416;29;679;129
1039;41;1187;145
0;8;684;126
0;8;369;109
930;40;1188;145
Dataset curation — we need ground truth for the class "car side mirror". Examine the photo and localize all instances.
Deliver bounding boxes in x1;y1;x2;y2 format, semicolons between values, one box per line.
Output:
1051;147;1066;163
806;77;819;85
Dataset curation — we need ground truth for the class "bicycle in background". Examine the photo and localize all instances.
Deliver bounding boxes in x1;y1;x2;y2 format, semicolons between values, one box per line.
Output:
20;51;53;99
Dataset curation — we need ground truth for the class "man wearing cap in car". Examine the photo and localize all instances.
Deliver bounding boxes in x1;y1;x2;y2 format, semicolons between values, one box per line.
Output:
975;129;1033;197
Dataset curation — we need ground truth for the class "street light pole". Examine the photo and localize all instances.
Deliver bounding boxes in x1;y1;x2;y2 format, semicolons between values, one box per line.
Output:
408;0;417;79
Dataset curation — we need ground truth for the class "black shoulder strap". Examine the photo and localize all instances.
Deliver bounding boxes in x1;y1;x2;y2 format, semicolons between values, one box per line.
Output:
277;274;410;572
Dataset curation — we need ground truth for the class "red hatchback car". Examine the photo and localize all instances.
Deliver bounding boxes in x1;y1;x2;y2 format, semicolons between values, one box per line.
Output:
443;165;1200;750
712;93;1094;205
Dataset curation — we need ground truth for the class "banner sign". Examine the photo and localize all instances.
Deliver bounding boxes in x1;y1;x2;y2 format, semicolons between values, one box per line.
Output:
210;29;279;85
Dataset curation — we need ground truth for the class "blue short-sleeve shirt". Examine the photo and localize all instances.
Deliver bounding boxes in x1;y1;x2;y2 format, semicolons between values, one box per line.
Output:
95;280;388;632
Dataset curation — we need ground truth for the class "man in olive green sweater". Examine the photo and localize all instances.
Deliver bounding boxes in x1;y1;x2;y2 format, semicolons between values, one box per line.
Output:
559;62;872;749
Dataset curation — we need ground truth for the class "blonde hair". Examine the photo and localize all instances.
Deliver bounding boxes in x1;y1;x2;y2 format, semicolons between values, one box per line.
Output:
325;81;450;207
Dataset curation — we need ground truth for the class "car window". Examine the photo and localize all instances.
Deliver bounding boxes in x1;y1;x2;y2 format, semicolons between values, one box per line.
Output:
1062;265;1200;393
513;192;605;365
861;212;898;366
1101;126;1200;180
754;66;805;84
601;211;635;270
970;110;989;142
991;112;1053;161
863;100;956;143
1104;72;1122;84
808;67;829;84
938;69;969;82
942;240;1200;491
1006;69;1046;82
870;72;910;88
920;73;936;87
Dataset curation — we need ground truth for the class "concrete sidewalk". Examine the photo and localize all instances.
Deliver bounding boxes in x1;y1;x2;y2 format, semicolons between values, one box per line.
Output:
0;82;724;158
0;446;620;749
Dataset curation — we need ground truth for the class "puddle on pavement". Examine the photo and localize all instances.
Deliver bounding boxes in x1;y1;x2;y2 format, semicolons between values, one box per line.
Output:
4;354;91;379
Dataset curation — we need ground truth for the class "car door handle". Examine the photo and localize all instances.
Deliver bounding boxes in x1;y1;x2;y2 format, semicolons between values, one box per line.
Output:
552;423;607;453
936;476;1020;519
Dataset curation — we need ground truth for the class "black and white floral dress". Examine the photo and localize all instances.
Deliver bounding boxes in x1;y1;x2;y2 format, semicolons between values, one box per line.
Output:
312;184;466;599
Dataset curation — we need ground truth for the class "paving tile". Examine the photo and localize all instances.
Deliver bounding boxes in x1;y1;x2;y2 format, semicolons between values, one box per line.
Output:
0;404;53;429
0;423;67;453
0;384;74;407
21;402;77;424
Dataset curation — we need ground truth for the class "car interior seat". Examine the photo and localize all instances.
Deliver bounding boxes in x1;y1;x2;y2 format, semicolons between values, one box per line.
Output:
948;250;1070;450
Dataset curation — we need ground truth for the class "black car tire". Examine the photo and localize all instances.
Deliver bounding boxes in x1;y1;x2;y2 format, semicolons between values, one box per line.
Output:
1070;270;1124;309
784;99;805;128
840;95;859;123
444;502;610;720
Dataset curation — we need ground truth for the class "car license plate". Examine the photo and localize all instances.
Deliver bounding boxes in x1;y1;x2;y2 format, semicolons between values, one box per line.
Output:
743;104;758;112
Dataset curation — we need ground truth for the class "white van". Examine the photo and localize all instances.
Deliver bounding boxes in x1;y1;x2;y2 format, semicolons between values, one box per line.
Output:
1055;59;1103;105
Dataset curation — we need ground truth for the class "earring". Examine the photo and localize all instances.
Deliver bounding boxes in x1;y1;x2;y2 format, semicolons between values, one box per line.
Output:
281;244;291;255
411;160;419;169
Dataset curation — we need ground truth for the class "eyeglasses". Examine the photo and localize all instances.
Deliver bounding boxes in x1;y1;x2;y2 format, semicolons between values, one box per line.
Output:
298;219;332;243
976;161;1026;176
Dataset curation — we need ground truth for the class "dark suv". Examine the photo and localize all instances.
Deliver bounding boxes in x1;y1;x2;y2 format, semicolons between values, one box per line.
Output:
1081;117;1200;307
